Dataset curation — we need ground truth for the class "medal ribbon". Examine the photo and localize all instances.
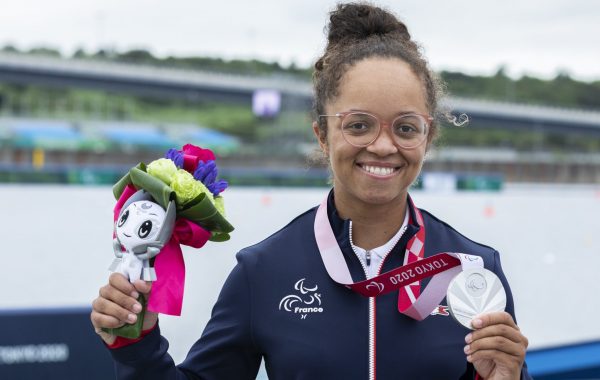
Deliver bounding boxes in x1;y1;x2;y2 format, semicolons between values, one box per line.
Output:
314;195;483;320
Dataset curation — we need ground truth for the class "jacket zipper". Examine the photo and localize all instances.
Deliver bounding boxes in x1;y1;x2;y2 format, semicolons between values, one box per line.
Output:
353;250;376;380
350;224;407;380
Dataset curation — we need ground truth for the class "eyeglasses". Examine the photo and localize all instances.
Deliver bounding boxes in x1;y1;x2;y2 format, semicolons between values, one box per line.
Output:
319;111;433;149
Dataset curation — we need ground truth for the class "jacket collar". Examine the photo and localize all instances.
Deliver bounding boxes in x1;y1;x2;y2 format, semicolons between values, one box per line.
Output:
325;189;420;280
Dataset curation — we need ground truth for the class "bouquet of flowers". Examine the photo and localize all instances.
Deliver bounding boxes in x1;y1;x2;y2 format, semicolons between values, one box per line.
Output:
106;144;234;338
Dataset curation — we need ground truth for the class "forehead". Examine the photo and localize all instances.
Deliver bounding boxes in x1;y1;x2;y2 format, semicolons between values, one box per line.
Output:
331;57;428;117
125;201;164;214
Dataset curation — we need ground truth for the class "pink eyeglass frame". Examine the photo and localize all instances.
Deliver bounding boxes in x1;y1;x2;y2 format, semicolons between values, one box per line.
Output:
319;111;434;149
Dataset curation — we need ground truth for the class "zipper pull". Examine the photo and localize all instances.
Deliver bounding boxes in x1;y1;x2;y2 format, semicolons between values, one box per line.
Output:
366;250;371;266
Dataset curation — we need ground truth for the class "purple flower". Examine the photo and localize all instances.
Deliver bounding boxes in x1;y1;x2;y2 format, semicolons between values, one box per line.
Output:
193;160;216;183
165;148;184;168
208;179;228;196
193;160;228;196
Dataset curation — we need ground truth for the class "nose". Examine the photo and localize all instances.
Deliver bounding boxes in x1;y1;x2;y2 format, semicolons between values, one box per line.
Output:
365;125;398;156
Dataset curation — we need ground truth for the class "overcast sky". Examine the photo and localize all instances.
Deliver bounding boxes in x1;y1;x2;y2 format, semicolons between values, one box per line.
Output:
2;0;599;81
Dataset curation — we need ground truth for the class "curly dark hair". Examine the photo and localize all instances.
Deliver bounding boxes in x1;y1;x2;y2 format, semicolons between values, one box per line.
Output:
313;2;445;145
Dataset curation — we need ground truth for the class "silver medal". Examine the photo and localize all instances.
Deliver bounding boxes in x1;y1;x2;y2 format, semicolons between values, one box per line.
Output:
446;268;507;329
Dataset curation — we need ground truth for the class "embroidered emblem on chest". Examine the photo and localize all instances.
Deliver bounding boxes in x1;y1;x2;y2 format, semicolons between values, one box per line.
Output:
278;278;323;319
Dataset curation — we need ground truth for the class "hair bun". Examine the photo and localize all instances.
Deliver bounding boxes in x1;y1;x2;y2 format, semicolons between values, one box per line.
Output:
327;3;410;45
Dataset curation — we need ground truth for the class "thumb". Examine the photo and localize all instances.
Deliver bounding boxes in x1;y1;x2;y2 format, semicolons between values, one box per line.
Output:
132;280;152;296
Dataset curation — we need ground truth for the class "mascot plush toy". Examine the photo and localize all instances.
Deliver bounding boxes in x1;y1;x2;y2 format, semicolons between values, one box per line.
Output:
109;191;176;282
104;144;233;338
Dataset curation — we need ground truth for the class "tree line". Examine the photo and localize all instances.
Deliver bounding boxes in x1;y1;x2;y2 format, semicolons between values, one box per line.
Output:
2;45;600;111
1;46;599;153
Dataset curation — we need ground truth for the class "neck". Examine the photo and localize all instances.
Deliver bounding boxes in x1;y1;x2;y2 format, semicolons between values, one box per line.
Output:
334;189;407;250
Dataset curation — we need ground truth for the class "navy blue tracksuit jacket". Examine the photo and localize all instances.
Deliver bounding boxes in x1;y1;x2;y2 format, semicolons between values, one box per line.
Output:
109;193;531;379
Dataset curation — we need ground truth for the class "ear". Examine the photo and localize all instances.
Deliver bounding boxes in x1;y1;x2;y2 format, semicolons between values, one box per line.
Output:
312;121;328;155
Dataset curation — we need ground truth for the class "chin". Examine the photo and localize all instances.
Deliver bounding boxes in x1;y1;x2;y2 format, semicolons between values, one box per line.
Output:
357;190;404;206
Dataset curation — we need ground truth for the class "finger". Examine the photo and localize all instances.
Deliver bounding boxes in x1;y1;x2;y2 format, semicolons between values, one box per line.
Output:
471;311;518;330
466;335;526;359
109;272;139;298
90;312;118;345
99;284;143;314
90;307;127;330
467;348;524;371
466;324;525;345
92;296;139;325
132;279;153;296
94;328;116;345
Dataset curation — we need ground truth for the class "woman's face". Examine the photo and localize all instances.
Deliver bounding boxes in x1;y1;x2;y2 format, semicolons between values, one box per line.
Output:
314;57;429;209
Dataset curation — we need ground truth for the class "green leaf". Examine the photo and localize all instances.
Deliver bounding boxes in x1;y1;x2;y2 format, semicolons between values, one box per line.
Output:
128;166;175;210
209;232;231;242
178;194;234;233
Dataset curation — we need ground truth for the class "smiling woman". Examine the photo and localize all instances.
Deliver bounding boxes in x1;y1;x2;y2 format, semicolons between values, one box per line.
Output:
314;58;430;240
92;3;531;379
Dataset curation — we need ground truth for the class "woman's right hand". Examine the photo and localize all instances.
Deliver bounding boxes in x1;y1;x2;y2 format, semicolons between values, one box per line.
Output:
91;272;158;345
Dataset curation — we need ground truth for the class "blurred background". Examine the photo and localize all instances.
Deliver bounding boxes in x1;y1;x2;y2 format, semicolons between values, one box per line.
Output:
0;1;599;378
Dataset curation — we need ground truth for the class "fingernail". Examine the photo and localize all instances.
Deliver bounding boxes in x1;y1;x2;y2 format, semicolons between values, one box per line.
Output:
465;333;472;343
131;291;139;299
466;355;472;362
472;318;483;328
463;345;470;354
127;314;137;323
132;303;142;313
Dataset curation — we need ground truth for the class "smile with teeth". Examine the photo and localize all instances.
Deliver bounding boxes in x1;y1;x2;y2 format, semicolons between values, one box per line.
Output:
360;164;398;176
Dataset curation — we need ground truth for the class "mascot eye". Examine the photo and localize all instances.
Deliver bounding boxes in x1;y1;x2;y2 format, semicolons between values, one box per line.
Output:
118;210;129;227
138;220;153;238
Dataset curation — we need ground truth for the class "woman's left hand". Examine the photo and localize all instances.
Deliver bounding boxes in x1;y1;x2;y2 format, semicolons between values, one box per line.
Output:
465;311;528;380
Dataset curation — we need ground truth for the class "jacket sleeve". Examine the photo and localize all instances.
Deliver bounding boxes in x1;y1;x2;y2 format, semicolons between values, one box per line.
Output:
492;250;533;380
109;253;262;379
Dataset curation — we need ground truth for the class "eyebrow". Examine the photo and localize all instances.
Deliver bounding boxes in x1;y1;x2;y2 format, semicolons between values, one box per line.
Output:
348;108;420;117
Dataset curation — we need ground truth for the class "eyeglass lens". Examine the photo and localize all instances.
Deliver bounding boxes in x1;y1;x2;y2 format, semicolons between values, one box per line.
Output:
341;113;426;147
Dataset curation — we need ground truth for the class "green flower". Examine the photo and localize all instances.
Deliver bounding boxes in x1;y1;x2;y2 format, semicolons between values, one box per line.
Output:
214;196;225;216
196;180;214;205
171;169;214;206
147;158;178;185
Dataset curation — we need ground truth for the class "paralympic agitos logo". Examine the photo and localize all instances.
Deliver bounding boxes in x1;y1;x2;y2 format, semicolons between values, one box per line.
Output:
278;278;323;319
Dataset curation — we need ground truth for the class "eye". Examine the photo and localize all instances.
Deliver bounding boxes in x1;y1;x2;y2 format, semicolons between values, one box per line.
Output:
342;114;376;136
346;122;369;131
393;115;425;137
118;210;129;227
138;220;153;238
396;124;418;133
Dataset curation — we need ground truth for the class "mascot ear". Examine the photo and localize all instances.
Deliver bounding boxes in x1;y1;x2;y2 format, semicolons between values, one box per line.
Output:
157;200;177;246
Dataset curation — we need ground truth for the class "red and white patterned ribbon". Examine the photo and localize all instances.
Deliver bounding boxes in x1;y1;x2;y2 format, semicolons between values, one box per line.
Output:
314;195;483;320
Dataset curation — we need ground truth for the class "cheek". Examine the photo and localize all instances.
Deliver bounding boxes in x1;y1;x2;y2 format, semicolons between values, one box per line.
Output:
328;142;352;168
117;234;134;250
406;146;426;164
116;226;126;236
147;226;161;240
